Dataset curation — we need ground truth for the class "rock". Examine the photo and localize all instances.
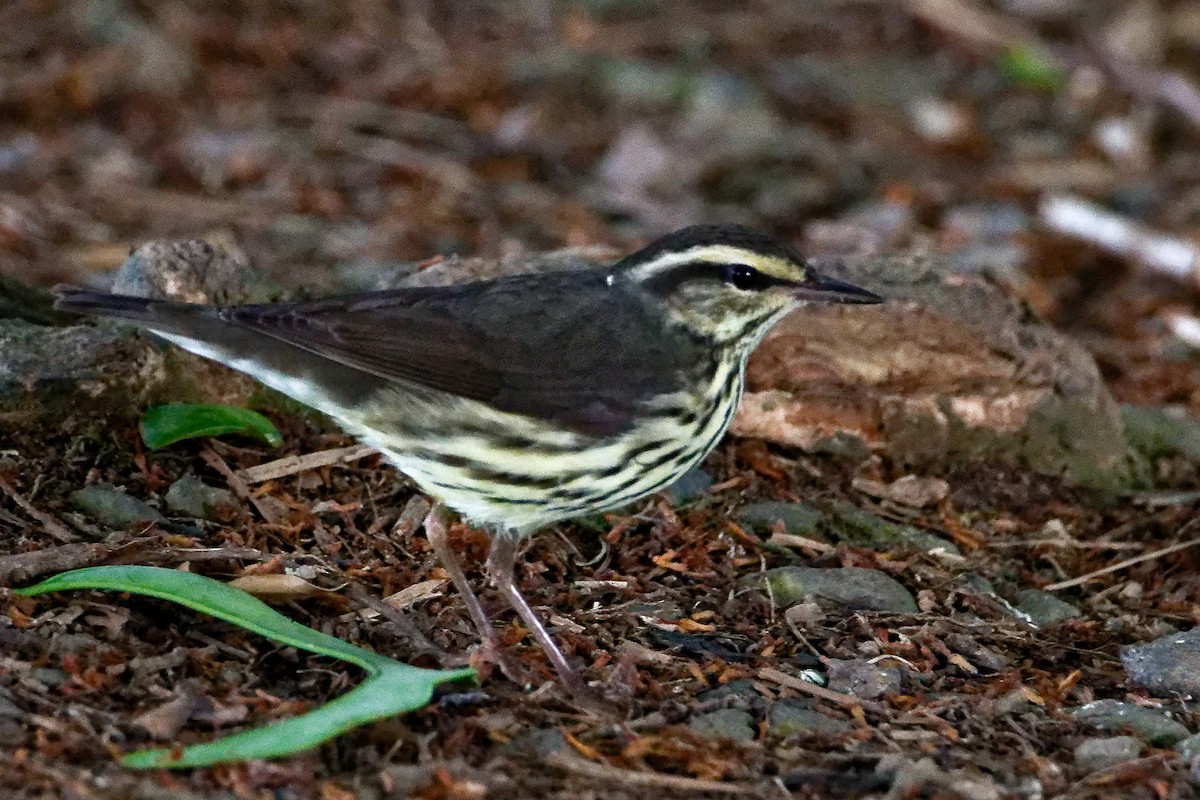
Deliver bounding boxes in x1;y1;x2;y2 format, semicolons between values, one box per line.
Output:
0;319;167;421
687;708;756;742
737;501;825;537
111;238;263;306
767;698;853;736
1175;731;1200;762
822;502;960;555
1121;628;1200;696
852;474;950;508
4;238;274;426
1121;405;1200;462
1015;589;1082;626
729;251;1130;487
825;659;904;700
761;566;918;614
71;485;163;528
165;474;240;521
663;467;713;504
1073;736;1141;772
1069;699;1190;746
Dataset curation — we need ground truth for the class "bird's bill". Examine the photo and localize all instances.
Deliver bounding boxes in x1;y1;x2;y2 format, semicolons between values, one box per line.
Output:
789;269;882;304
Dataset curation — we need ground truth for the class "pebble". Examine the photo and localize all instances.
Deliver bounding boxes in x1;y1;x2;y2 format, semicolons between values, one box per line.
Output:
761;566;919;614
1177;731;1200;762
825;658;904;700
823;501;960;555
1073;736;1141;772
663;467;713;504
737;501;825;537
165;474;240;521
1014;589;1082;626
1069;699;1190;745
687;708;756;742
767;698;852;737
71;484;163;528
1121;628;1200;696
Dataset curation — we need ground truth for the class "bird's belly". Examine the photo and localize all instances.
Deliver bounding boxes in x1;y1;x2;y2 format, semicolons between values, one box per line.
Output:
352;367;744;534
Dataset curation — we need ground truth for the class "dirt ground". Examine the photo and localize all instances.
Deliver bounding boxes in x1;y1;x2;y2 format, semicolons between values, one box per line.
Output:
6;2;1200;798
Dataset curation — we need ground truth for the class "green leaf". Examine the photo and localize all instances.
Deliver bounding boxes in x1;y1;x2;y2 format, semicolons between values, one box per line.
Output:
140;403;284;449
17;566;475;768
998;46;1066;92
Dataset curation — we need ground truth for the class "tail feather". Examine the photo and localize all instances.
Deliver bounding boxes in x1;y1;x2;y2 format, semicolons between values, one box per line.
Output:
54;288;218;337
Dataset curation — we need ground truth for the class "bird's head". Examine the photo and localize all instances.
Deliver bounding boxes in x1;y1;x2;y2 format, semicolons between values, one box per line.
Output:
617;225;882;348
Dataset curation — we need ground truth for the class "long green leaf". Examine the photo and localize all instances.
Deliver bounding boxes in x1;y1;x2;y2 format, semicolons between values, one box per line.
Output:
17;566;474;768
140;403;284;449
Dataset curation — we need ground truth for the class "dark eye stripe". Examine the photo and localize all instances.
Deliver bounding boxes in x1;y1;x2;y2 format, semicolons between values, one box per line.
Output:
639;261;790;296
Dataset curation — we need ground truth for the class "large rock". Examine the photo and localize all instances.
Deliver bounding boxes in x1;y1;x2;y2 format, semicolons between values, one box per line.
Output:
732;253;1128;486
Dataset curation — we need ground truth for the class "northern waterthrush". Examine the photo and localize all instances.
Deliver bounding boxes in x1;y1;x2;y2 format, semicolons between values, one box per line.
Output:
56;225;881;694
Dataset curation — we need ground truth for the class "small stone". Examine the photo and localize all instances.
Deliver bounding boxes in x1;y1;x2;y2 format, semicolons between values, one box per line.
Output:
1176;731;1200;762
761;566;919;614
165;474;240;520
1073;736;1141;772
696;679;758;704
1120;405;1200;463
737;501;825;537
664;467;713;504
71;484;163;528
1121;628;1200;696
1069;699;1190;746
852;474;950;508
687;708;756;742
1015;589;1082;626
767;698;853;737
824;501;960;555
825;659;904;700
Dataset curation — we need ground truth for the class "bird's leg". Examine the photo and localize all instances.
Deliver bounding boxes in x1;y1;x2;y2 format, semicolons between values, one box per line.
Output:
421;504;522;681
486;533;589;696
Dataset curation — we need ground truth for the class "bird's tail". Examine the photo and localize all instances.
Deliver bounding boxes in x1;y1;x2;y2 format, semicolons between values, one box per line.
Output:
54;288;221;337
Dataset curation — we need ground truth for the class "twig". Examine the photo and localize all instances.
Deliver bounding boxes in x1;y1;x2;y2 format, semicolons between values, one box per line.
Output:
544;750;757;795
758;666;886;715
1043;534;1200;591
237;444;378;484
0;474;77;542
1039;194;1198;282
199;446;285;524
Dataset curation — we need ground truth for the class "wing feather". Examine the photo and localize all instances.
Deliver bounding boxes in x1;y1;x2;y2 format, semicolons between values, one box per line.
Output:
220;271;702;436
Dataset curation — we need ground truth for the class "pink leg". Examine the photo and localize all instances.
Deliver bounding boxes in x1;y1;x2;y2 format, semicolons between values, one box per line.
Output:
486;534;588;696
422;504;521;681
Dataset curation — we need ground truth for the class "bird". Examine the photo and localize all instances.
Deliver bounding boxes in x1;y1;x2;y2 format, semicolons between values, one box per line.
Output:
55;224;882;695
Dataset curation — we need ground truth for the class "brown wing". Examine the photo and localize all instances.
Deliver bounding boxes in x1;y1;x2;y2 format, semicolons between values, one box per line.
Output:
221;270;706;436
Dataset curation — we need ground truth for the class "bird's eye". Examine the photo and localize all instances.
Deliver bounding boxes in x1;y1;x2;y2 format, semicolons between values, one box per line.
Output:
722;264;761;291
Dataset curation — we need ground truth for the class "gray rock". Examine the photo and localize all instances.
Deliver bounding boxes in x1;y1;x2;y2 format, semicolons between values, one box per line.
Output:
696;679;758;704
0;319;166;419
664;467;713;504
767;698;852;737
761;566;919;614
823;502;960;555
1015;589;1082;626
1073;736;1141;772
826;658;904;699
737;501;825;537
165;474;240;520
1121;405;1200;463
1069;699;1190;745
1176;731;1200;762
71;485;163;528
1121;628;1200;696
687;708;756;742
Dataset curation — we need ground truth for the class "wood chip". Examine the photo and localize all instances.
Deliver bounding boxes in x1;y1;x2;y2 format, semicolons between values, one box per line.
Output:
237;444;379;484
